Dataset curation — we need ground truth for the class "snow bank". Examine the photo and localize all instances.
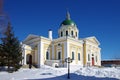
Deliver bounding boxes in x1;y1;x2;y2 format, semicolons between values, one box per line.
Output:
75;67;120;79
0;65;120;80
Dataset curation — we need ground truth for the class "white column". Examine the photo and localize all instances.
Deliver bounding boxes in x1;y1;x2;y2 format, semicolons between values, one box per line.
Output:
38;41;44;68
90;49;92;66
99;49;101;66
23;48;26;65
40;42;44;65
64;41;68;67
22;44;26;65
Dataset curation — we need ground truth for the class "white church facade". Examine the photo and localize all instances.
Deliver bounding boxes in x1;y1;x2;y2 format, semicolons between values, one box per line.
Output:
22;12;101;68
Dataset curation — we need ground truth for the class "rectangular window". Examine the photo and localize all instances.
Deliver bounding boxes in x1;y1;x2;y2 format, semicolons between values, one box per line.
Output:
72;52;74;60
58;52;61;60
76;32;77;37
78;53;80;60
46;52;49;60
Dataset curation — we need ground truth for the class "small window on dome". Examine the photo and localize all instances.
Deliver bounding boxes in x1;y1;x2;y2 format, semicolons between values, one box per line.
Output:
61;31;63;37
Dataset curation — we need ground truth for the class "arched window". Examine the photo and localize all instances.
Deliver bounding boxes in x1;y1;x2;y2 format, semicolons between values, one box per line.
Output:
66;31;68;36
72;52;74;60
46;51;49;60
71;31;73;36
61;31;63;37
58;52;61;60
88;54;90;61
78;53;80;60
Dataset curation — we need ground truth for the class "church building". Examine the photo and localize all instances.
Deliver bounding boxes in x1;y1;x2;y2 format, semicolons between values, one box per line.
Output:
22;12;101;68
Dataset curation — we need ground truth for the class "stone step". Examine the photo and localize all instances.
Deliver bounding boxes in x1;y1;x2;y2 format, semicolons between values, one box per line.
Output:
21;65;36;68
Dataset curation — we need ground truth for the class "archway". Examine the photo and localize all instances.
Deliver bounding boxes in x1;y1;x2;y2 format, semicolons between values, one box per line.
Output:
26;54;32;64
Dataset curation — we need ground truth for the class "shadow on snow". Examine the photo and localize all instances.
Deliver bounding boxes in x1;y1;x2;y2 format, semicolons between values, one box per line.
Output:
27;73;119;80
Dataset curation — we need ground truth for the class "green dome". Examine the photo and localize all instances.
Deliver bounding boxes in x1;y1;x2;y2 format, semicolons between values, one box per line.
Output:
61;19;76;26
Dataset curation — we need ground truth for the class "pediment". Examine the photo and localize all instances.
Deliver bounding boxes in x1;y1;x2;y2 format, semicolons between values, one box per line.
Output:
85;36;100;45
23;34;39;43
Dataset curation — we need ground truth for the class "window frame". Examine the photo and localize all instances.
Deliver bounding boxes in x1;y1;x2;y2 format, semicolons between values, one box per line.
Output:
58;52;61;60
72;52;74;60
76;32;77;37
78;53;80;61
88;54;90;61
46;51;49;60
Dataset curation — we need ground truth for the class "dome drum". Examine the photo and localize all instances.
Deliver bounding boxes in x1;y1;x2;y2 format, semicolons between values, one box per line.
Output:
58;11;79;39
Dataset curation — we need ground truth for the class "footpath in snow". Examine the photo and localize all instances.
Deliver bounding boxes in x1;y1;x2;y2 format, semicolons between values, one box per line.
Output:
0;65;120;80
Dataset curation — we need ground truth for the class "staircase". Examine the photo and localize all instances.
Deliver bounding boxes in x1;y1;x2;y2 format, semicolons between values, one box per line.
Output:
21;65;36;68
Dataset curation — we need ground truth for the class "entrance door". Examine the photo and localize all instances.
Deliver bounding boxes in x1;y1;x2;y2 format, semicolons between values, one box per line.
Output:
92;57;94;66
29;55;32;64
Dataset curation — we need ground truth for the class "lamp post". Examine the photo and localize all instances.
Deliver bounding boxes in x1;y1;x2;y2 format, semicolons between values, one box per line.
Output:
65;57;73;79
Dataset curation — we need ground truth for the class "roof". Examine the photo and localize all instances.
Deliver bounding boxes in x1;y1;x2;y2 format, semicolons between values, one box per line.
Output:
61;19;76;26
84;36;100;45
23;34;39;43
101;60;120;65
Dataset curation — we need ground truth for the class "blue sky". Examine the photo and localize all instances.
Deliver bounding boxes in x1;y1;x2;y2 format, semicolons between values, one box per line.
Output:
2;0;120;60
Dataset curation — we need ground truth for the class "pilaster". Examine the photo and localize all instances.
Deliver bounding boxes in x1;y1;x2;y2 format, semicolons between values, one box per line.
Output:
37;42;40;68
23;45;26;65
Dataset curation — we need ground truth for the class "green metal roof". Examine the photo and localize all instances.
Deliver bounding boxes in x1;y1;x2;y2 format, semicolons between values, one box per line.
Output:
61;19;76;26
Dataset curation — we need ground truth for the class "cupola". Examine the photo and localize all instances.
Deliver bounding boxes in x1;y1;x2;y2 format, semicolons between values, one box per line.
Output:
58;11;79;39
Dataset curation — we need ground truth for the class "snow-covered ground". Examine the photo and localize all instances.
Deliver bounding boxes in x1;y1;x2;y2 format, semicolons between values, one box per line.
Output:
0;65;120;80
